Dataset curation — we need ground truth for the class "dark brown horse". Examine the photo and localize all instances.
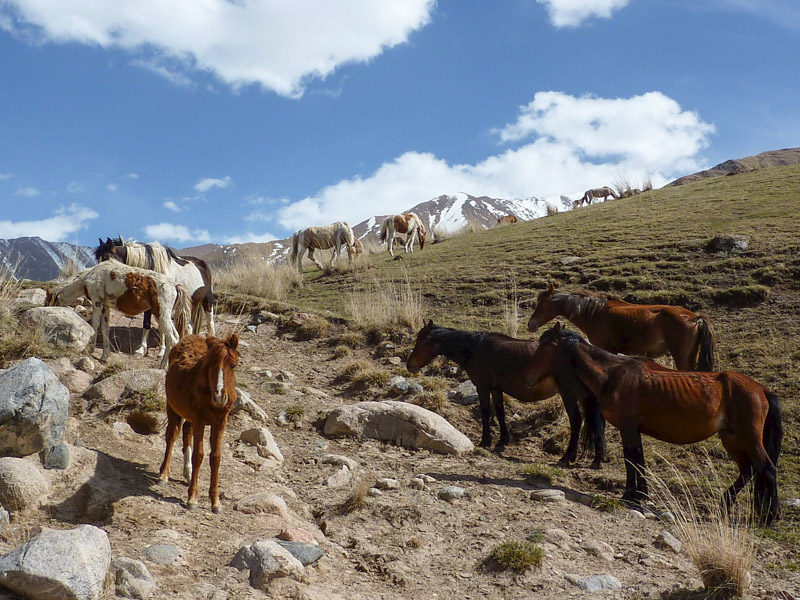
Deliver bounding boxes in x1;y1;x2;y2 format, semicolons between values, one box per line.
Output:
406;320;607;466
159;333;240;513
524;323;782;524
527;283;716;371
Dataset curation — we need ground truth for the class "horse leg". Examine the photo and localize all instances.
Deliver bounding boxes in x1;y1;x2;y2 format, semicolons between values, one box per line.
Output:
583;392;607;469
135;310;151;357
308;248;325;271
559;391;583;467
89;302;103;353
181;420;193;482
187;421;205;510
206;304;216;336
477;387;492;448
99;305;111;362
620;423;647;504
158;405;182;483
388;232;395;256
492;390;509;450
156;329;167;361
208;420;226;514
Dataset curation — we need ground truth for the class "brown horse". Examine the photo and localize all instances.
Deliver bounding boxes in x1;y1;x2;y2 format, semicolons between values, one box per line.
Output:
159;333;240;513
496;214;518;226
524;323;782;524
527;284;716;371
406;321;607;465
379;213;427;256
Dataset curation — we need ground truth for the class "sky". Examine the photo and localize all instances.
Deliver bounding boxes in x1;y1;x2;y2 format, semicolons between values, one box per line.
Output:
1;0;799;247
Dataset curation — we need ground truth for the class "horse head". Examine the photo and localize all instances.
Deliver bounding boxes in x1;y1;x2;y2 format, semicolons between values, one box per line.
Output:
523;322;566;388
208;333;240;407
417;224;426;250
527;282;558;332
406;320;436;373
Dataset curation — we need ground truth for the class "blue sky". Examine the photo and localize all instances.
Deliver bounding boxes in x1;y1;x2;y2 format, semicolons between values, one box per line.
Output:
1;0;798;247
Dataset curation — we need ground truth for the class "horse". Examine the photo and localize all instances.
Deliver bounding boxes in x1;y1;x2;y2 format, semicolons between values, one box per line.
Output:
578;186;619;205
379;213;426;256
527;283;716;371
523;323;782;524
496;214;518;226
406;320;607;465
49;260;190;368
159;333;240;513
290;221;356;273
95;237;215;357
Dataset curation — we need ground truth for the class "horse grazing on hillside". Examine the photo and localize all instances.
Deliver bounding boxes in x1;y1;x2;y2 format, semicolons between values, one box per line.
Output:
159;333;240;513
95;237;215;357
524;323;782;524
496;214;518;226
379;213;426;256
527;283;716;371
578;186;619;205
49;260;190;367
406;320;607;465
290;221;356;273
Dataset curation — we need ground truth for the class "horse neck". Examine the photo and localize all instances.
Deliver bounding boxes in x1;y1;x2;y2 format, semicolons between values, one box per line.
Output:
550;293;600;333
560;339;616;395
54;274;88;304
431;328;482;367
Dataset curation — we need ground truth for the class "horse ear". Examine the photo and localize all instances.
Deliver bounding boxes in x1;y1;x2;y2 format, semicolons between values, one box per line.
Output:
553;322;562;333
547;282;555;292
227;332;239;351
426;319;434;328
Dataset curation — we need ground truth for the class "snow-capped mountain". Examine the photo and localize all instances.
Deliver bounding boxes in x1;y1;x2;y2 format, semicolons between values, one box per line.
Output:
0;237;96;281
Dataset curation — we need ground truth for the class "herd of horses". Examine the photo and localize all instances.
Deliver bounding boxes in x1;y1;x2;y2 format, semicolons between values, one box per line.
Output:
41;203;782;524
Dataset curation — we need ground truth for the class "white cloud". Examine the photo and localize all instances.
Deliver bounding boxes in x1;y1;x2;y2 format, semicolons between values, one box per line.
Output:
0;173;12;180
222;232;278;245
15;186;41;197
194;176;231;193
537;0;631;27
163;200;181;212
0;203;98;241
143;222;210;244
107;183;118;192
124;172;138;179
0;0;435;97
277;91;714;230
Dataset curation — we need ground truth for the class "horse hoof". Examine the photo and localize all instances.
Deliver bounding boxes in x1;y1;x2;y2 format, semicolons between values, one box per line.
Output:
212;505;222;515
493;444;506;454
590;461;602;470
156;478;169;487
186;502;198;511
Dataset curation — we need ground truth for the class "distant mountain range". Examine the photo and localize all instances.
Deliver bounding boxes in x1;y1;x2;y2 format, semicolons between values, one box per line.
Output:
4;147;798;280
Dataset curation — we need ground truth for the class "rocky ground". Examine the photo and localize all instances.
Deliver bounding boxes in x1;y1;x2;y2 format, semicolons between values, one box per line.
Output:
1;309;798;600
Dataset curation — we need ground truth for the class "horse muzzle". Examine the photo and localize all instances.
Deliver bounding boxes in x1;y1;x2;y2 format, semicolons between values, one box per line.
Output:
526;319;540;333
212;392;228;407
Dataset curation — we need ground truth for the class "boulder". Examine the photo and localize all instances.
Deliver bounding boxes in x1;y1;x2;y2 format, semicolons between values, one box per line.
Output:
111;557;156;599
231;388;269;423
0;457;49;511
20;306;94;351
239;427;284;464
706;234;749;254
11;288;47;312
0;525;111;600
324;401;474;455
231;540;305;588
0;358;69;457
84;369;165;405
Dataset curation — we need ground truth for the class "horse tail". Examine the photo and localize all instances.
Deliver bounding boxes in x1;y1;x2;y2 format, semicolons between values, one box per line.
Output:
763;391;783;467
579;394;607;464
190;286;206;334
172;285;192;338
379;218;390;243
290;231;299;264
695;316;716;371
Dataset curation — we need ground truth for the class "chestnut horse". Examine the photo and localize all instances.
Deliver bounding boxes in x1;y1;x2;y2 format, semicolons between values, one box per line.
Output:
528;284;716;371
406;320;607;465
496;214;518;226
524;323;782;524
379;213;426;256
159;333;240;513
49;260;190;368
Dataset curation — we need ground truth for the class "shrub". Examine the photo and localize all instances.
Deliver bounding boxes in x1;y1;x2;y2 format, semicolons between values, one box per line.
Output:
346;273;424;331
522;464;566;485
294;318;332;341
590;495;623;512
215;254;302;301
490;540;544;571
339;477;370;514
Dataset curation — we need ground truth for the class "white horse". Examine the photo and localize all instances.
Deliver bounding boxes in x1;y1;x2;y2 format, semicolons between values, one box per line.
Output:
379;213;427;256
95;237;215;357
576;186;619;207
290;221;356;272
49;260;190;368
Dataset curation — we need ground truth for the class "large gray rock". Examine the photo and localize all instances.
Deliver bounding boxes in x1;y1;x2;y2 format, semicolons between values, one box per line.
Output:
20;306;94;351
231;540;305;588
0;357;69;457
232;388;268;423
84;369;165;404
324;401;474;455
12;288;47;312
0;457;49;511
0;524;111;600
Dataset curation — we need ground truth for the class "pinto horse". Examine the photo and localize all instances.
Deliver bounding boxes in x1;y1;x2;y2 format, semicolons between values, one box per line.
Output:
379;213;426;256
528;284;716;371
159;333;240;513
406;320;607;465
49;260;190;368
290;221;356;273
95;237;215;357
496;214;518;226
524;323;782;524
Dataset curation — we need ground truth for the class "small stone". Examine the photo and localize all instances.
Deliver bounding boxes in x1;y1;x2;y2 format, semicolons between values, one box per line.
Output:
388;376;410;394
275;541;324;566
418;474;436;484
375;478;400;490
40;443;70;470
326;466;352;488
245;325;257;334
654;531;682;554
75;356;96;372
143;544;180;565
384;357;402;366
581;540;615;562
367;488;382;497
564;573;622;591
409;383;424;394
320;454;358;472
112;557;156;600
530;489;565;503
559;256;581;265
410;477;425;490
438;486;465;502
276;370;296;382
629;509;646;520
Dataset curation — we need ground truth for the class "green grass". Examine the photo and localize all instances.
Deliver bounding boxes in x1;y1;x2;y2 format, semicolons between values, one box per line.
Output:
522;463;566;485
590;495;624;512
489;540;544;571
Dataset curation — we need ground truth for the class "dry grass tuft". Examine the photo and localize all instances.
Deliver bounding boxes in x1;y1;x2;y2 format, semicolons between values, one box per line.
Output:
411;389;447;413
337;359;390;389
433;219;484;242
59;256;83;280
501;275;520;338
489;540;544;572
216;255;302;301
346;272;424;331
340;477;370;514
648;454;757;599
294;317;332;341
0;265;22;337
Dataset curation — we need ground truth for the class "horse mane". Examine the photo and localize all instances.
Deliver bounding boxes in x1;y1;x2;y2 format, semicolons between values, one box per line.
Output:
550;289;609;322
202;335;239;373
119;241;170;274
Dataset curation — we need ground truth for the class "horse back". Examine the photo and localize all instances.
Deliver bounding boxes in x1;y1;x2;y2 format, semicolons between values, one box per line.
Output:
393;215;410;234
